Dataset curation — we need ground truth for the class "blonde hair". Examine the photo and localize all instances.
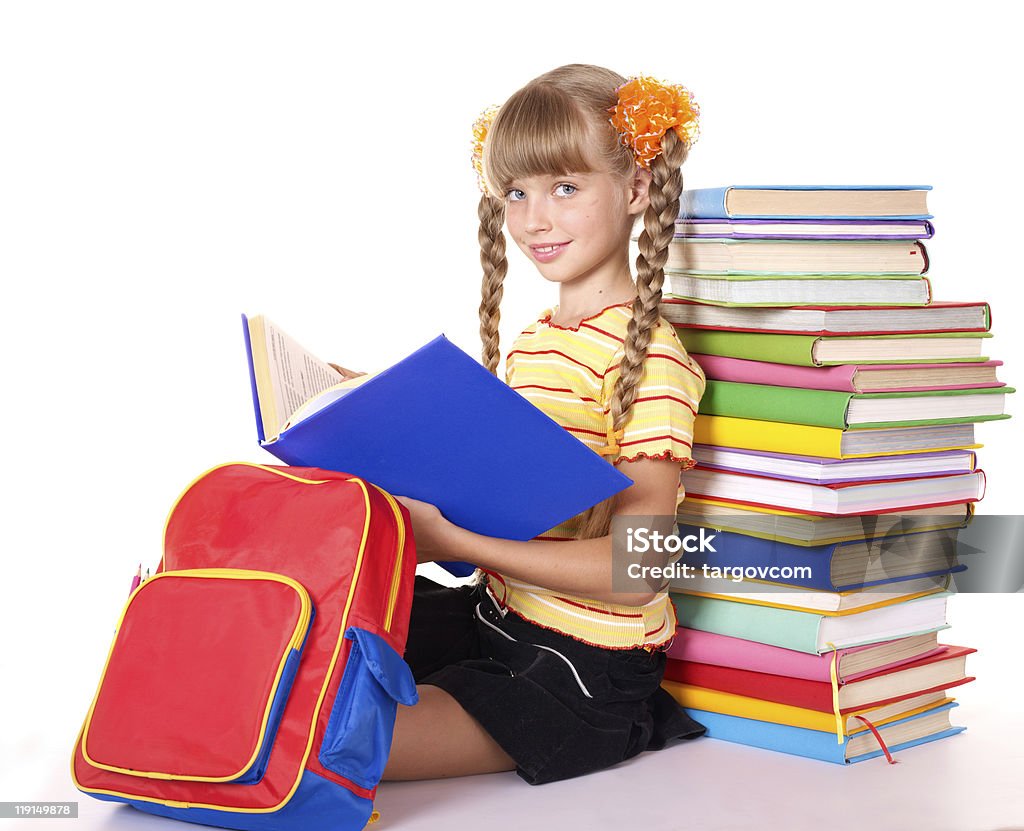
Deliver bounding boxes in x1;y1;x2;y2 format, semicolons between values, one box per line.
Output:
477;64;690;539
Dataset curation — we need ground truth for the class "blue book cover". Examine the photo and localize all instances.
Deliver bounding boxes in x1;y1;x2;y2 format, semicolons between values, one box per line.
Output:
683;700;963;764
674;524;967;591
243;316;633;577
680;185;933;220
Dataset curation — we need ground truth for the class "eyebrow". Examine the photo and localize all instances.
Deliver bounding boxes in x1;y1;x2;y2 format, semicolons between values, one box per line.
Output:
510;172;588;186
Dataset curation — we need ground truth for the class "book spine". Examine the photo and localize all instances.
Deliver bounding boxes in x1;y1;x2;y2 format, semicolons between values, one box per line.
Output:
670;592;823;654
673;218;937;240
677;329;817;366
666;629;951;683
679;187;731;219
241;314;265;443
693;415;844;458
700;380;852;428
693;354;858;391
680;708;847;763
666;629;838;680
665;659;834;711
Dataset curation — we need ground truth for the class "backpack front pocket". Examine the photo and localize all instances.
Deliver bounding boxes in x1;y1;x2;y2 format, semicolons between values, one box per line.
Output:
81;568;314;784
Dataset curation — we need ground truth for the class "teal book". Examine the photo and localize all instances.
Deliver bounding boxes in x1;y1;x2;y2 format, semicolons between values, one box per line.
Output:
669;590;954;654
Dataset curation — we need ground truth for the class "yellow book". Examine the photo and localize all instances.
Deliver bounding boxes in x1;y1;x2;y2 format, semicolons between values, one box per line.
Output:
694;414;981;459
661;680;954;737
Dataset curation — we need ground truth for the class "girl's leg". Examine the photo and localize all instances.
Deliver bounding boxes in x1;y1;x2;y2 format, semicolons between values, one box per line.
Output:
382;683;516;780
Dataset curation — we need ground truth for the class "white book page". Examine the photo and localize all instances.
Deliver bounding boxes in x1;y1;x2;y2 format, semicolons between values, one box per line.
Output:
262;317;345;436
283;372;376;431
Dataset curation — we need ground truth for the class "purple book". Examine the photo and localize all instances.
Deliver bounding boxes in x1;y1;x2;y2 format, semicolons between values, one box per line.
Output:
690;445;976;485
675;217;935;240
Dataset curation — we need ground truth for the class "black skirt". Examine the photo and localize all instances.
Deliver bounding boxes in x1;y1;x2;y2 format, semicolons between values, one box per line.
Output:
402;575;707;785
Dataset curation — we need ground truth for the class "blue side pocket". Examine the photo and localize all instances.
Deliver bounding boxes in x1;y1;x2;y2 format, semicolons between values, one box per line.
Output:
233;605;317;785
319;627;419;790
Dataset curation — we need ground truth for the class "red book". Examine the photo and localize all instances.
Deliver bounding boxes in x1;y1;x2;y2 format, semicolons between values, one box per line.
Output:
663;644;977;713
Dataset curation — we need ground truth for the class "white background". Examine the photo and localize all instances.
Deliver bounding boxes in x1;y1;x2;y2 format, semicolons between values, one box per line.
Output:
2;2;1021;830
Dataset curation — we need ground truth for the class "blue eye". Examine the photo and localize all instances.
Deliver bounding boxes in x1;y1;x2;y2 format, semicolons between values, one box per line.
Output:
506;189;525;202
556;183;577;196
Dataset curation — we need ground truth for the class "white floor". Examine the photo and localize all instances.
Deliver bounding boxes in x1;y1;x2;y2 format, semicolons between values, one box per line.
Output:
9;593;1024;831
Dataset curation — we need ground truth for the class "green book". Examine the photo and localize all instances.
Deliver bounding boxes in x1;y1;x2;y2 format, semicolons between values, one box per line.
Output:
700;380;1014;429
677;328;993;366
669;591;953;655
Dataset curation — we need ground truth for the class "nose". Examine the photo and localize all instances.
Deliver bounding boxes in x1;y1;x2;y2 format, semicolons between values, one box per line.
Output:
524;195;552;233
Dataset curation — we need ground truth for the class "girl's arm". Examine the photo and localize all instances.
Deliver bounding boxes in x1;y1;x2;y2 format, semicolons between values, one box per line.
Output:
397;456;682;606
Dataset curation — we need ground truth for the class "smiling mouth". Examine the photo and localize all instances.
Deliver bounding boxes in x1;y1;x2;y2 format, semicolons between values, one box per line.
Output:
530;242;570;260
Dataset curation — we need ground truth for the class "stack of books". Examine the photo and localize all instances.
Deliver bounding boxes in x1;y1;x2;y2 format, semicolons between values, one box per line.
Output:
652;185;1012;764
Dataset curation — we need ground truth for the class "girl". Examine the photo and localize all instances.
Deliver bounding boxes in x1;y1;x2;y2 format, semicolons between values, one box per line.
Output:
388;63;708;786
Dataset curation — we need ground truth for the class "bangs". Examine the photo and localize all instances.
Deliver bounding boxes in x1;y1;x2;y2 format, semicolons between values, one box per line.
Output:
483;85;604;197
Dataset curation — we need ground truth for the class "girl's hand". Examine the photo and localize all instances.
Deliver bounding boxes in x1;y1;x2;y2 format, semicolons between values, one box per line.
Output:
394;495;455;564
328;362;367;380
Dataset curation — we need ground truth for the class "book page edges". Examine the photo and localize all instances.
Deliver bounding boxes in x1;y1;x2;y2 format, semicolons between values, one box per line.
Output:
246;315;280;444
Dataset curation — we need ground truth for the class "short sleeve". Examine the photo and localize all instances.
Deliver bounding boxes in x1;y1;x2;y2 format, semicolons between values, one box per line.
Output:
602;319;706;467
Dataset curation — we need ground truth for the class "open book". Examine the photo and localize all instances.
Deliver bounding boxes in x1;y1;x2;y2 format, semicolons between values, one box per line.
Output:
242;314;633;576
243;314;378;443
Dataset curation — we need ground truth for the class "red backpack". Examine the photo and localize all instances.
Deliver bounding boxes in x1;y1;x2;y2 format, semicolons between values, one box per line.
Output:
72;462;419;830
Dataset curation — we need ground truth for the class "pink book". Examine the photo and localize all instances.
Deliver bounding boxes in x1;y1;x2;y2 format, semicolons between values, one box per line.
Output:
691;353;1005;393
665;627;948;683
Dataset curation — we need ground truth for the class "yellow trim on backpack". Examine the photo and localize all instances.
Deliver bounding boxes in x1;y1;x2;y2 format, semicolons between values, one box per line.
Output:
72;465;401;816
371;485;407;633
79;569;312;783
158;462;331;575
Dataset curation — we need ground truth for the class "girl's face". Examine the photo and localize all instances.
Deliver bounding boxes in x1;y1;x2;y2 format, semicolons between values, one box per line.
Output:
503;165;650;289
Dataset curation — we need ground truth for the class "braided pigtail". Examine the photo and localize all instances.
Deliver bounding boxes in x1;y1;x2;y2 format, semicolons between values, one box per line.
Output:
575;129;689;541
477;193;508;375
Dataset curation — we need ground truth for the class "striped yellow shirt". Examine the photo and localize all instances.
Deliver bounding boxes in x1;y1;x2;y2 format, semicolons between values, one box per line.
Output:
480;301;706;650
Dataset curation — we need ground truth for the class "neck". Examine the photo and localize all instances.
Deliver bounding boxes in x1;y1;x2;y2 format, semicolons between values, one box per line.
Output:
557;274;637;321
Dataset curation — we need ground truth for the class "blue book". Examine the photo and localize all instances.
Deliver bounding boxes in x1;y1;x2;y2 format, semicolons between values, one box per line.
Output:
683;700;964;764
242;314;632;577
680;185;933;220
674;524;967;591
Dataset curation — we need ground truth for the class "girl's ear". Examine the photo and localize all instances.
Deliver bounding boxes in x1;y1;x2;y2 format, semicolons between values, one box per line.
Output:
626;165;653;216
